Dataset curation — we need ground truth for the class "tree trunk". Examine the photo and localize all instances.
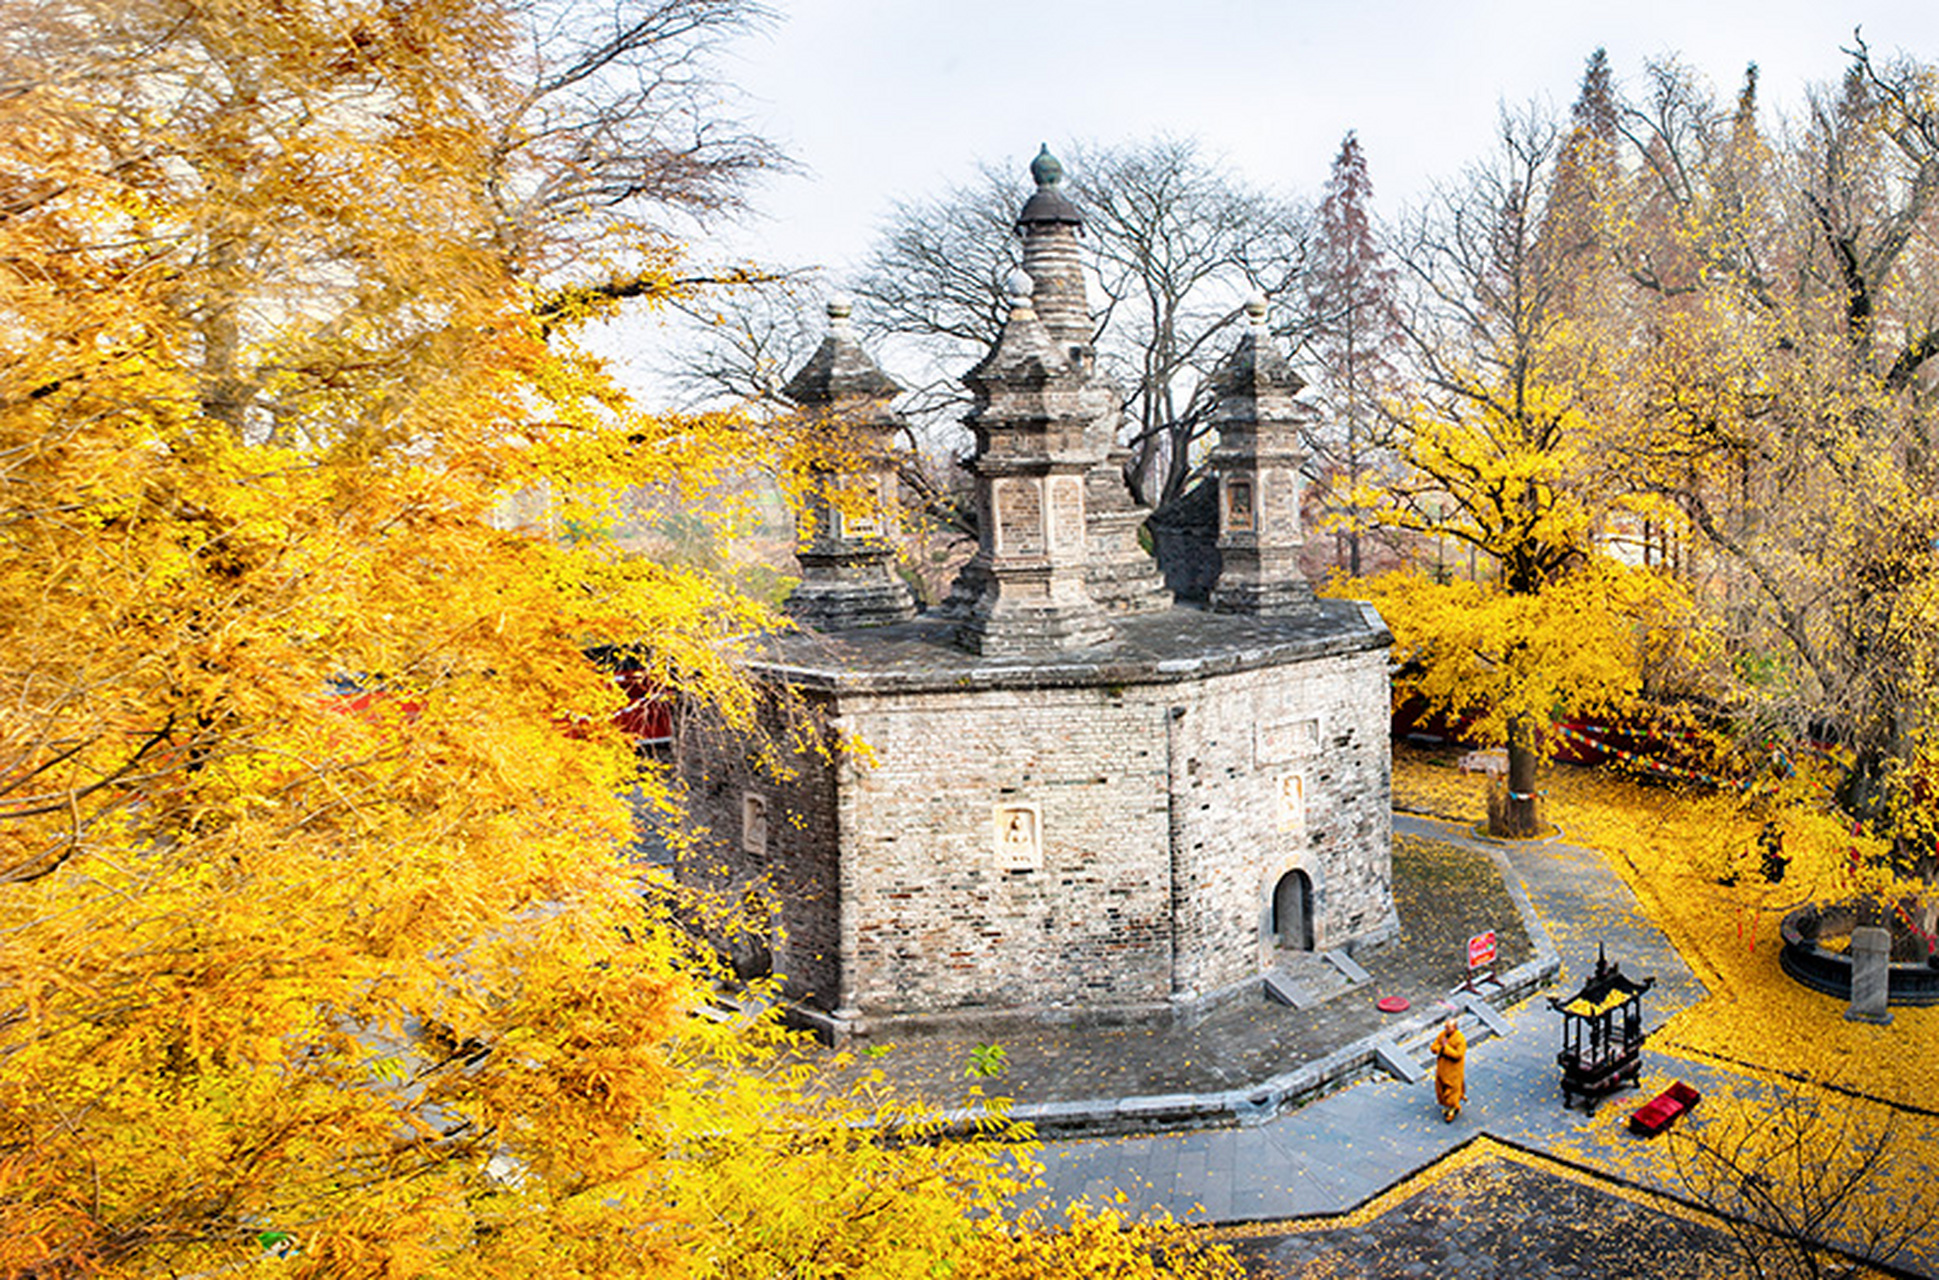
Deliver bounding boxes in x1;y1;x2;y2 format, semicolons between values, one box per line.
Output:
1838;748;1890;836
1493;715;1542;838
200;236;247;436
1839;702;1909;844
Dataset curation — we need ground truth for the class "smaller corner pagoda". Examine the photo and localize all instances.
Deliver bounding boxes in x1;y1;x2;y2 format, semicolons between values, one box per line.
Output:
1205;294;1319;617
779;296;917;631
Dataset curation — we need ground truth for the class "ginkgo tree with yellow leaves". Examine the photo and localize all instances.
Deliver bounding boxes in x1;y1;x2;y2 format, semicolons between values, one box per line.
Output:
1345;93;1706;837
0;0;788;1272
1609;41;1939;926
0;2;1250;1277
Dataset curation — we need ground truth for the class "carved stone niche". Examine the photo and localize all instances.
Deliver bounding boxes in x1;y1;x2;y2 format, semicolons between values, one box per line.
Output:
992;802;1043;871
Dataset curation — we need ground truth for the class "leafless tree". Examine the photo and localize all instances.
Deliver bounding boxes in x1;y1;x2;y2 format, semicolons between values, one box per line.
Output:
840;164;1031;466
850;137;1311;507
1078;139;1311;503
653;279;980;570
496;0;792;311
659;280;830;412
1667;1081;1939;1279
854;171;1020;356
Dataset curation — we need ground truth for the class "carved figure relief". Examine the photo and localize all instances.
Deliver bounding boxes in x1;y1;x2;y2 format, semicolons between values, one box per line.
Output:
993;802;1043;871
742;792;770;857
1276;772;1306;835
1224;476;1255;534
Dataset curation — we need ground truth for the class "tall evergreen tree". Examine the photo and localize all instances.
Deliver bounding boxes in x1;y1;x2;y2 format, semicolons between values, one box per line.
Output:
1304;132;1401;575
1541;50;1623;328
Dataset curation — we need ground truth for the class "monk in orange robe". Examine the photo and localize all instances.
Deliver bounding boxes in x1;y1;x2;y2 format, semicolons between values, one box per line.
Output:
1431;1017;1467;1122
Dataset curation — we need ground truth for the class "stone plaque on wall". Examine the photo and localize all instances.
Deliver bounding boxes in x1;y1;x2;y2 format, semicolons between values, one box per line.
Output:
993;802;1043;871
993;477;1045;556
1258;717;1322;764
1275;773;1305;835
1049;474;1085;551
1224;477;1255;534
742;792;769;858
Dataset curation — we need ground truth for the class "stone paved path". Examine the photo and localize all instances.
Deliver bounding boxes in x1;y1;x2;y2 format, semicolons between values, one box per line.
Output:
1217;1143;1743;1279
1031;815;1939;1277
1031;816;1696;1210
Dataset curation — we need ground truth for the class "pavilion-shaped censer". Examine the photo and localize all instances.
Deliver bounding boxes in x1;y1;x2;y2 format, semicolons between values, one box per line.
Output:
1549;945;1654;1112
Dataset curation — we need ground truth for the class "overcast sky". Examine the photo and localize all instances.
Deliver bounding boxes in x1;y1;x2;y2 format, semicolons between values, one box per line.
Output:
598;1;1939;396
703;0;1936;272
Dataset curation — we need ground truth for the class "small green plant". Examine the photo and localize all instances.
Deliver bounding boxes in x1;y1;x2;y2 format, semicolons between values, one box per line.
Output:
860;1044;893;1059
965;1042;1008;1078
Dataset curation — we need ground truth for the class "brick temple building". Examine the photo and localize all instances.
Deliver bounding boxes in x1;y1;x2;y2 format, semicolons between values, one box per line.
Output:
676;148;1394;1037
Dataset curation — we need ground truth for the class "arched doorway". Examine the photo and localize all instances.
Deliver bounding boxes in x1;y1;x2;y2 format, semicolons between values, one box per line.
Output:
1272;869;1314;951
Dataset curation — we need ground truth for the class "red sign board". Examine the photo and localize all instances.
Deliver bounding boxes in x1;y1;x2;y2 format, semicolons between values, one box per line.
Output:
1467;930;1498;969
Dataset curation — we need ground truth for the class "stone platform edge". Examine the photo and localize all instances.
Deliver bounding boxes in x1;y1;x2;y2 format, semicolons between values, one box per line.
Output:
903;820;1561;1140
968;945;1561;1141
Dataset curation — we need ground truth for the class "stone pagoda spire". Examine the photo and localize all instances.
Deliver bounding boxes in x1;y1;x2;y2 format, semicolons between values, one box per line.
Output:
1015;144;1089;349
1012;145;1170;617
945;270;1113;655
780;296;918;631
1206;295;1317;616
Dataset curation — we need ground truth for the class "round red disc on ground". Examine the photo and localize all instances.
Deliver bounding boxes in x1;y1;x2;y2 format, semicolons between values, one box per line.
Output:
1377;996;1411;1013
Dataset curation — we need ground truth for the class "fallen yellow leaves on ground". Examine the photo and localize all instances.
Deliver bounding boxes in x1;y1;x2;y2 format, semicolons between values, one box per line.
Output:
1395;747;1936;1110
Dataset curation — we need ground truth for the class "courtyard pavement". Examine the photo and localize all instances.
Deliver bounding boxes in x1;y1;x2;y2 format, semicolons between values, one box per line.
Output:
1031;814;1709;1219
1028;815;1939;1278
790;802;1934;1273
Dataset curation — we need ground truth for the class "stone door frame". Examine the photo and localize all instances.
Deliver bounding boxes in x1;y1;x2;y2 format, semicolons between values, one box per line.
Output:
1259;856;1324;966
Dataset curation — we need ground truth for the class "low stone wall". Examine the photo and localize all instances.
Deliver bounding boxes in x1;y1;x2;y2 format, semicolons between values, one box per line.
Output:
925;947;1563;1141
1779;905;1939;1006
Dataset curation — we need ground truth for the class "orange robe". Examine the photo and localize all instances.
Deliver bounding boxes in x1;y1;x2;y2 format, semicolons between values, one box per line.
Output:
1431;1024;1467;1111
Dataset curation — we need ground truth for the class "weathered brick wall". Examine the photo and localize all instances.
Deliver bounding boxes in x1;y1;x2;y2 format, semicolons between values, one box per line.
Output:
674;698;844;1009
1168;649;1395;998
833;685;1174;1017
674;628;1392;1026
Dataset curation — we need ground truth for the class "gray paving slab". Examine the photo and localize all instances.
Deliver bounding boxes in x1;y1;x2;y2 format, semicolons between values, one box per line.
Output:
1458;990;1514;1037
1373;1036;1425;1082
1260;970;1307;1007
1234;1185;1302;1220
1323;949;1372;984
1164;1135;1212;1164
1030;814;1707;1229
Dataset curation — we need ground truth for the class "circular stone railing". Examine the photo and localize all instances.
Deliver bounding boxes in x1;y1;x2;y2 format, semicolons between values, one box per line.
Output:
1779;904;1939;1006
